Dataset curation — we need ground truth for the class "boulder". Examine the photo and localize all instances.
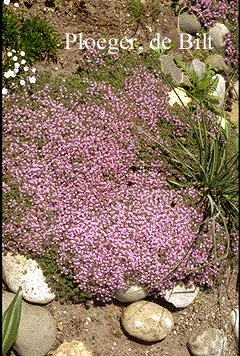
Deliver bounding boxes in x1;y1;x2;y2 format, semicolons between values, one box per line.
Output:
178;13;201;35
204;54;229;72
164;284;199;308
187;328;227;356
2;291;56;356
208;23;229;48
190;59;206;77
51;340;93;356
2;252;55;304
121;301;174;342
115;285;148;303
160;55;183;86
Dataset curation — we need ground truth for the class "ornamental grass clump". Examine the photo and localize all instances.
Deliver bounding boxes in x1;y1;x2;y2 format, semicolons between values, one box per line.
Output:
2;67;238;302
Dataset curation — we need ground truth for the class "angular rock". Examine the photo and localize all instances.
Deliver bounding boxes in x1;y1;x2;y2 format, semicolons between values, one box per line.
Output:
164;283;199;308
187;328;227;356
230;307;239;341
179;13;201;35
121;301;174;342
2;252;55;304
209;74;226;107
204;54;229;72
115;285;148;303
168;87;192;107
51;340;93;356
208;23;229;48
2;291;56;356
160;55;183;86
190;59;206;77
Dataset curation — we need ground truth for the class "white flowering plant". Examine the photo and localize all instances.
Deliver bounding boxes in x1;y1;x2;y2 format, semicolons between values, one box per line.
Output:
2;49;37;95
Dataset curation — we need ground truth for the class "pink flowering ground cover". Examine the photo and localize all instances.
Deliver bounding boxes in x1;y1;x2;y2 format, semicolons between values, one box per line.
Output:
2;66;232;302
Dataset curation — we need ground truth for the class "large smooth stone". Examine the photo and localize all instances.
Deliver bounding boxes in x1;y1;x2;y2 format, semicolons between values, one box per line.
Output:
164;284;199;308
51;340;93;356
190;59;206;77
2;291;56;356
179;13;201;35
187;328;227;356
160;55;183;86
208;23;229;48
115;285;148;303
2;252;55;304
204;54;229;72
121;301;174;342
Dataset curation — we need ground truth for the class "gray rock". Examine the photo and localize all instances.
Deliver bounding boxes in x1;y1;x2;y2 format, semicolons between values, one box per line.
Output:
208;23;229;48
187;328;227;356
121;301;174;342
164;284;199;308
51;340;93;356
204;54;229;72
230;307;239;341
160;55;183;86
190;58;206;77
2;252;55;304
209;74;226;107
115;285;148;303
179;13;201;35
2;291;56;356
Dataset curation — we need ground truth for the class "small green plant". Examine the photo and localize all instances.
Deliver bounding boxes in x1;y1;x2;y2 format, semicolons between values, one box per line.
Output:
173;54;221;114
128;0;144;18
2;286;23;356
151;42;175;55
2;6;60;64
170;0;186;15
21;17;59;63
2;5;20;50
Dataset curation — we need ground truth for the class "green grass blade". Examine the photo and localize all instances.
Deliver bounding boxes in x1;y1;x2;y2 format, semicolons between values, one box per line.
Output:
2;286;23;356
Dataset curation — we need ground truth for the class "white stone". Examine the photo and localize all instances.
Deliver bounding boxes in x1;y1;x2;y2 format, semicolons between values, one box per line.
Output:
121;301;174;342
2;252;55;304
164;283;199;308
209;74;226;107
115;285;148;303
230;307;239;341
51;340;93;356
217;116;228;130
187;328;227;356
208;23;229;48
2;291;56;356
190;59;206;77
168;87;192;107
